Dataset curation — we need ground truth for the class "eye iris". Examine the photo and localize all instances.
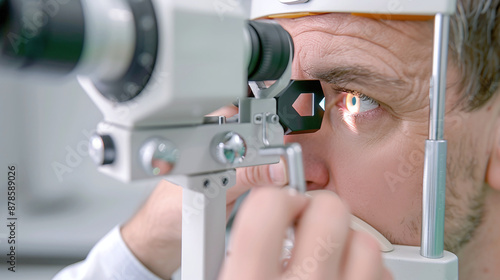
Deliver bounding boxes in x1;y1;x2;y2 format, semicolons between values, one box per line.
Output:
345;93;360;113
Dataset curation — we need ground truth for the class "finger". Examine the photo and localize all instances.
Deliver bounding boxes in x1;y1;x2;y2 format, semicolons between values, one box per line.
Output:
341;231;389;280
382;267;394;280
207;104;238;117
221;188;309;279
226;200;236;222
284;191;351;280
237;159;288;187
226;160;288;203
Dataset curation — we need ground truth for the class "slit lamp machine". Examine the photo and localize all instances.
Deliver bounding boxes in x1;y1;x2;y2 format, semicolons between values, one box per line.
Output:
0;0;458;279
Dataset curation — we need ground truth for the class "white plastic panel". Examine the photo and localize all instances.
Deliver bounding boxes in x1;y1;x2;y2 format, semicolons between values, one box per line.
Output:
383;245;458;280
251;0;457;19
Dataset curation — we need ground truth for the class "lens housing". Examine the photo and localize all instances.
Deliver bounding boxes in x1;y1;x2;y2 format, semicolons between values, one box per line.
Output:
0;0;85;74
247;20;293;81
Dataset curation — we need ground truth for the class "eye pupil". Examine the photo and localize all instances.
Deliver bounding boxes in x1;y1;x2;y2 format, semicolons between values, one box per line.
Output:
351;97;357;106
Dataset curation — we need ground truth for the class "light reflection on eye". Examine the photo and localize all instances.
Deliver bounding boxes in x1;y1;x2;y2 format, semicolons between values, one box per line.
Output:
344;93;379;114
338;92;380;134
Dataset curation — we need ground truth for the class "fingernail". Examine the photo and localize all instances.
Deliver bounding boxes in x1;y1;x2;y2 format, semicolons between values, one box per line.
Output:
269;159;288;185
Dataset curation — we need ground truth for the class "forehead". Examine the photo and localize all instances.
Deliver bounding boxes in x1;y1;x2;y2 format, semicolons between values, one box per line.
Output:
276;13;434;45
276;13;435;76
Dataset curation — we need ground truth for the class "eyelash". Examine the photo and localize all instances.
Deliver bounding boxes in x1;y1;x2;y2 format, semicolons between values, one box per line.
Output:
349;91;378;106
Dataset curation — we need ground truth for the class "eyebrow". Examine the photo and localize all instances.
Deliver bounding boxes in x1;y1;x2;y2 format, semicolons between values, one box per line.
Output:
306;66;409;94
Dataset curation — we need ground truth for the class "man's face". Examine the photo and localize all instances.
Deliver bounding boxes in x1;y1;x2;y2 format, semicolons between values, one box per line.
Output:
277;13;496;251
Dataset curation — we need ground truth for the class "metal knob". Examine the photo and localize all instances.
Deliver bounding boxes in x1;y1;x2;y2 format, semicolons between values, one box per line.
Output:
139;137;179;176
89;134;116;166
211;132;247;165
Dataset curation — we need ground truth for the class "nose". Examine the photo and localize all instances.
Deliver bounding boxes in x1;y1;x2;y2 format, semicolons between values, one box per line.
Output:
284;131;330;191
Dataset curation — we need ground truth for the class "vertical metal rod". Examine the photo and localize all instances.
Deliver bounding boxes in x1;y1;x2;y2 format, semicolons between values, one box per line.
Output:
428;13;450;141
421;13;450;259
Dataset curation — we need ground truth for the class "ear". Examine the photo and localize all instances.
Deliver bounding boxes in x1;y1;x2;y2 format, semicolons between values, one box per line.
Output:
486;122;500;190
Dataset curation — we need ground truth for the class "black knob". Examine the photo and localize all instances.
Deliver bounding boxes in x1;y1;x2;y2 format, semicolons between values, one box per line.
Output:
89;134;116;166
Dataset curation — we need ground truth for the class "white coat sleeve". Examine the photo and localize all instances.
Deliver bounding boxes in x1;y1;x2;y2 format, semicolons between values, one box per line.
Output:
53;225;163;280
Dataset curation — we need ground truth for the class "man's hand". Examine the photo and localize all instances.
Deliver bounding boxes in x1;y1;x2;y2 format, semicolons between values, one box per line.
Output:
219;188;393;280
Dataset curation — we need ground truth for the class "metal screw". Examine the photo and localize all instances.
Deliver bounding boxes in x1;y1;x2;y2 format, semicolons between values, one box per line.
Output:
222;177;229;186
254;114;263;124
203;179;210;188
267;114;279;124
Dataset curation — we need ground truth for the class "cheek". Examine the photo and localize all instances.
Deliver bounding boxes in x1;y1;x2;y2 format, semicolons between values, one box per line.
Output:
331;137;424;244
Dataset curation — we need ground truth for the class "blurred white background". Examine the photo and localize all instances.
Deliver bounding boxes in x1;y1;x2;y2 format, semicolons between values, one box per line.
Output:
0;71;159;279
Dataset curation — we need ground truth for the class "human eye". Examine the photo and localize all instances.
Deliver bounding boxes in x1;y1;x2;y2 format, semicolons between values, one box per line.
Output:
342;91;380;115
330;89;384;132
